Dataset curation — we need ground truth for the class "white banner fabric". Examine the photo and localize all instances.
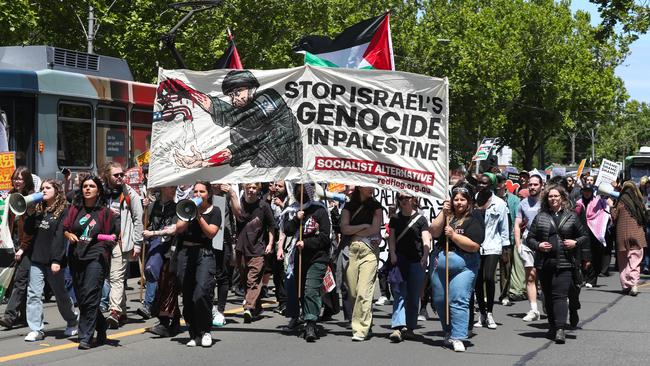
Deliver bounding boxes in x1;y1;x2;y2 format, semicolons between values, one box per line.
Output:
149;65;448;200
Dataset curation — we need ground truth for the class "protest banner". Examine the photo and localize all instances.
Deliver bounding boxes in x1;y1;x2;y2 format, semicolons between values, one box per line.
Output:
149;66;449;201
594;159;621;187
0;151;16;192
505;170;521;193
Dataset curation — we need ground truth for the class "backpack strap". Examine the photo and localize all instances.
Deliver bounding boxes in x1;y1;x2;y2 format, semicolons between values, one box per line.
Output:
395;214;422;244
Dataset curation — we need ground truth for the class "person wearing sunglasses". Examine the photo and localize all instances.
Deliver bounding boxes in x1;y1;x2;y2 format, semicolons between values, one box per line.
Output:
429;183;485;352
387;193;431;343
100;162;144;329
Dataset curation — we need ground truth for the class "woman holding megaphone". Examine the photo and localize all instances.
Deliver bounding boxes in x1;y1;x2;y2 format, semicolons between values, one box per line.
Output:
0;166;36;329
23;179;78;342
174;182;221;348
63;176;118;349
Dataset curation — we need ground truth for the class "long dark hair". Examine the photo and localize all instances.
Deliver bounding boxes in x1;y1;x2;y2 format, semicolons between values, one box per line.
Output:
540;184;571;213
73;176;106;208
10;166;34;195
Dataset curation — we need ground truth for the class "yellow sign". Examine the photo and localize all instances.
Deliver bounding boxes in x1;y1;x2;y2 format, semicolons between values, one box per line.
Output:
136;150;150;166
0;152;16;191
576;159;586;179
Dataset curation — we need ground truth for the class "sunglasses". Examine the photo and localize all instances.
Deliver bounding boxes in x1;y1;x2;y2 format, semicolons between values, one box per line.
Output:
398;196;413;201
452;187;469;194
113;172;125;178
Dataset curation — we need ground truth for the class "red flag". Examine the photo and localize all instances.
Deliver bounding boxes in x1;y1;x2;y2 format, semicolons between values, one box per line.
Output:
214;28;243;69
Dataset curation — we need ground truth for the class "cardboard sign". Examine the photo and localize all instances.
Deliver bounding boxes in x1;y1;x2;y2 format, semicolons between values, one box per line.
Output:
595;159;621;187
0;151;16;191
472;138;497;161
576;159;586;178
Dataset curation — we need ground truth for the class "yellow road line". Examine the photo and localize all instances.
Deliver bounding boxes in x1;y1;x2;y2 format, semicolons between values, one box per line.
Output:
0;302;277;363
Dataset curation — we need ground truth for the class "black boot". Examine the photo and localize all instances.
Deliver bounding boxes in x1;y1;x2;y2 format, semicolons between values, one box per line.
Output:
554;329;565;344
304;321;317;342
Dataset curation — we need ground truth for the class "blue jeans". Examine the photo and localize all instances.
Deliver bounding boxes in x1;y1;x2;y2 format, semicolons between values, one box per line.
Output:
391;262;425;330
100;279;110;310
431;250;479;341
144;280;157;308
27;263;77;332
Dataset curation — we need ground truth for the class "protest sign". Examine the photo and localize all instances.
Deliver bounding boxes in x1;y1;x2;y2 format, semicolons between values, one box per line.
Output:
594;159;621;187
472;138;497;161
576;159;586;178
0;152;16;192
149;66;448;201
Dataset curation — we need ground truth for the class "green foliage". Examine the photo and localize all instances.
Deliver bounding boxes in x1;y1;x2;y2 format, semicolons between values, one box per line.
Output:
0;0;641;169
596;100;650;160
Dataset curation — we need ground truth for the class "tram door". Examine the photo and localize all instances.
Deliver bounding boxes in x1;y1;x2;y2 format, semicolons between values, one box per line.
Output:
0;95;37;171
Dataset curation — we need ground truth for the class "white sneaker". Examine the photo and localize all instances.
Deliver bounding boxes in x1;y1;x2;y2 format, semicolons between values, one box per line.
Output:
186;338;198;347
24;331;44;342
374;296;389;306
585;283;593;288
501;298;511;306
201;333;212;347
64;326;78;337
212;309;226;327
474;313;486;328
418;307;430;321
522;310;540;322
451;339;465;352
486;313;497;329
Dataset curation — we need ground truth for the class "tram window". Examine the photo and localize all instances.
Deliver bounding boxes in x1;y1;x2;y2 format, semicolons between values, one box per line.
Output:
57;102;92;168
96;105;128;169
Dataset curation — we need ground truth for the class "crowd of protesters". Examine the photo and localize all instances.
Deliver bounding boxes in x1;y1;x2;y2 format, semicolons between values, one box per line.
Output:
0;162;648;352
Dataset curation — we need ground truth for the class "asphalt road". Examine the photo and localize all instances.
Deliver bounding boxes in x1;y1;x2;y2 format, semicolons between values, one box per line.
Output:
0;269;648;365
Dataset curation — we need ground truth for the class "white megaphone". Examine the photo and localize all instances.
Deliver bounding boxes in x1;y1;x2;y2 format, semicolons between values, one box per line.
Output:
176;197;203;222
597;183;620;199
8;192;44;216
314;184;348;204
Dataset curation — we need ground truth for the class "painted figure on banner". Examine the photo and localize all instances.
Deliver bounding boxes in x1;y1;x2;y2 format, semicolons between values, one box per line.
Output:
156;70;303;169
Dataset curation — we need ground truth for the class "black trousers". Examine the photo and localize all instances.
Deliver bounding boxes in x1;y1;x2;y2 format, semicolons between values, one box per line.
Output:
4;255;31;322
498;247;513;301
377;264;391;299
585;234;603;286
176;247;216;338
540;265;572;330
475;254;499;314
214;243;233;313
72;256;107;343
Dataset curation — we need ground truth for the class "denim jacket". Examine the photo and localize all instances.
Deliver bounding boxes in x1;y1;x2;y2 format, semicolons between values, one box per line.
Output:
481;195;510;255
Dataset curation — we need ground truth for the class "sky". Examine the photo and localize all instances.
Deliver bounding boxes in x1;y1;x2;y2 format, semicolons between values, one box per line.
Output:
570;0;649;103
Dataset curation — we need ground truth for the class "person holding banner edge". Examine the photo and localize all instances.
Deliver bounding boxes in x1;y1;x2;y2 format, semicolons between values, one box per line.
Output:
282;183;331;342
429;183;484;352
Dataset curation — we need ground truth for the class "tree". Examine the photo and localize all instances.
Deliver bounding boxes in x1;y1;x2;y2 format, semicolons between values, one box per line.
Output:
596;100;650;160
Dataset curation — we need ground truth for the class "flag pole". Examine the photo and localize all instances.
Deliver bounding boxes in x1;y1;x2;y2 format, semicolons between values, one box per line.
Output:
445;215;450;327
298;184;304;300
139;200;148;302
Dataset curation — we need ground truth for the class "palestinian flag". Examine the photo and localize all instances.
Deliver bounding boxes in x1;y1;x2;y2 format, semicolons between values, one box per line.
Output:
293;13;394;71
214;28;243;69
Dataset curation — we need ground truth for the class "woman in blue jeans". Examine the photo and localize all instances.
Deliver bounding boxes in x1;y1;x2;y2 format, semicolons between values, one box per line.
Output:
23;179;78;341
387;193;431;342
429;183;485;352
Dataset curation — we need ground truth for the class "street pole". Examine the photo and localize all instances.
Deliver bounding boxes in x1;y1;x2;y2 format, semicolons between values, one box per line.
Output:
590;128;596;164
87;5;95;54
569;132;576;165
